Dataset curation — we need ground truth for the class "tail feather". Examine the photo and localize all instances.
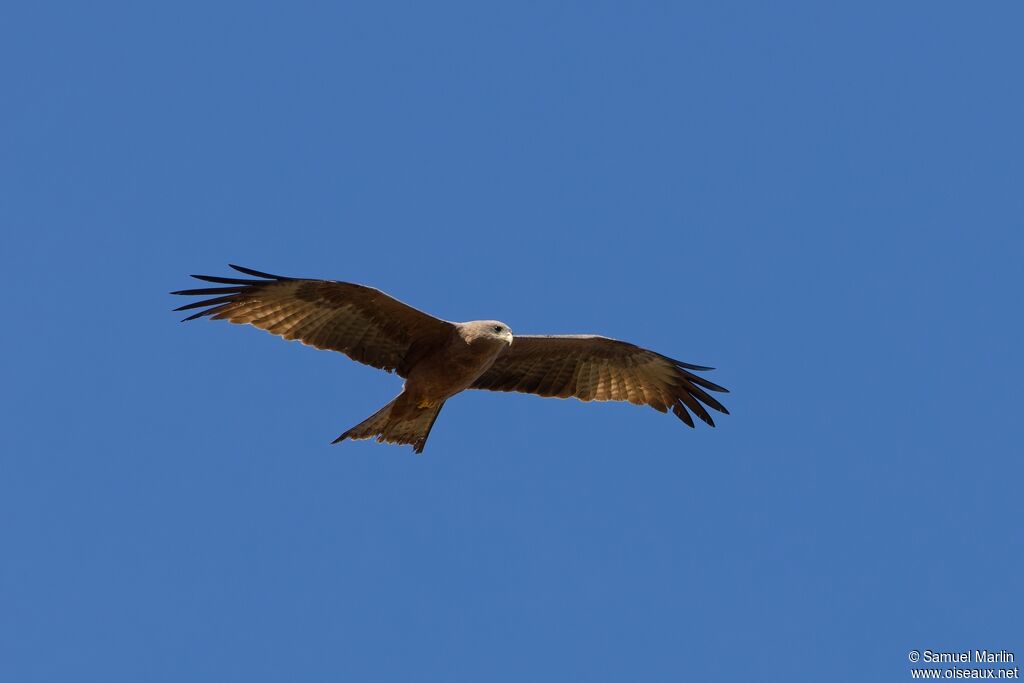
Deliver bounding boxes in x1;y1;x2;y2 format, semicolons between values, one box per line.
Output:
332;395;446;454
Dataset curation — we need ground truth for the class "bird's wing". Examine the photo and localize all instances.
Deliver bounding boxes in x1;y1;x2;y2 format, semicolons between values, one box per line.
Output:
171;265;453;376
470;335;729;427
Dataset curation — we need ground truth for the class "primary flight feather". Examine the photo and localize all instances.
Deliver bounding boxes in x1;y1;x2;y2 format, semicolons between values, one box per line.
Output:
172;265;729;453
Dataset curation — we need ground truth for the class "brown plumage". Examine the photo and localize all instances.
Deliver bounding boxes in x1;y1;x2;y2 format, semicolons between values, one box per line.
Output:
470;336;728;429
172;265;729;453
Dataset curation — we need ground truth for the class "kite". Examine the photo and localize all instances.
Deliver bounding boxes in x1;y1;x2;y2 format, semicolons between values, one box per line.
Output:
172;265;729;453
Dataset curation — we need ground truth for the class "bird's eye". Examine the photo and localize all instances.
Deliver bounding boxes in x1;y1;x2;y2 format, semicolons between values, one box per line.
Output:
493;325;502;333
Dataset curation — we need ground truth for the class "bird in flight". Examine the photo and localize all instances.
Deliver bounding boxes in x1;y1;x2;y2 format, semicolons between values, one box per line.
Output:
172;265;729;453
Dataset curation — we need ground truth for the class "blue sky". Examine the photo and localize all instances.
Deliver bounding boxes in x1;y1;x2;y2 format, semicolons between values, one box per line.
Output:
2;2;1021;681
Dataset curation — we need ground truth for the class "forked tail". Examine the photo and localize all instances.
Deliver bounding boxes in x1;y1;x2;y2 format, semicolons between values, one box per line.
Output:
332;394;446;454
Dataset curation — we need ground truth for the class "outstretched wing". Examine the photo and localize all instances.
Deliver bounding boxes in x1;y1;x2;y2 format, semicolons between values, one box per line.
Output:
171;265;453;376
470;335;729;427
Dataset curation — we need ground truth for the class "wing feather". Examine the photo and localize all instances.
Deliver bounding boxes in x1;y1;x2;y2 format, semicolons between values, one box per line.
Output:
470;335;729;428
171;265;453;376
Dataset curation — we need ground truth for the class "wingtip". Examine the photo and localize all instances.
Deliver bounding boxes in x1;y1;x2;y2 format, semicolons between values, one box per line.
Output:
670;356;715;372
228;264;290;280
332;427;357;444
671;403;696;428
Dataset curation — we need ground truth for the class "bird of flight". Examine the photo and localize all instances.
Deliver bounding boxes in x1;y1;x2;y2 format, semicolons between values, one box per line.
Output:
172;265;729;453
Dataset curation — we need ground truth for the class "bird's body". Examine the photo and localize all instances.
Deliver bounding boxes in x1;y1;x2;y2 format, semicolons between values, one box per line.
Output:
172;265;729;453
335;321;513;451
405;321;513;404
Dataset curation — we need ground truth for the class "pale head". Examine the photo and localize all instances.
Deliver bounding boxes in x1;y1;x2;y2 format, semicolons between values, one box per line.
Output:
460;320;514;347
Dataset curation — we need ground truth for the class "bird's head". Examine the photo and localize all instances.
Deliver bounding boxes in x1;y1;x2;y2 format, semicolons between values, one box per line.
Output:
465;320;514;347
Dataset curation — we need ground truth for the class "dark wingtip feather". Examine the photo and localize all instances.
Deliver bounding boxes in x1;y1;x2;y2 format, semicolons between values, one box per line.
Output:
173;294;237;312
681;371;729;394
229;264;291;280
190;274;263;285
685;384;730;415
678;390;715;427
671;403;696;428
703;395;730;414
180;310;213;322
172;267;286;323
669;356;715;371
171;286;246;296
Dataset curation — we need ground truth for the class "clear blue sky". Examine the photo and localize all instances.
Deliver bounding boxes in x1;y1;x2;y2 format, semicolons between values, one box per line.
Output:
2;2;1021;681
